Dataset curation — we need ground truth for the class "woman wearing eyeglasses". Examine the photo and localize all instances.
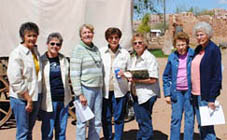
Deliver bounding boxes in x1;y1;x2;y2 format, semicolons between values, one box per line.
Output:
128;33;160;140
70;24;103;140
40;32;72;140
100;27;130;140
191;22;222;140
163;32;194;140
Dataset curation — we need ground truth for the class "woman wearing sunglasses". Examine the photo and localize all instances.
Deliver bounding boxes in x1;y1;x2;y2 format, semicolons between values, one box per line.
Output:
40;32;72;140
128;33;160;140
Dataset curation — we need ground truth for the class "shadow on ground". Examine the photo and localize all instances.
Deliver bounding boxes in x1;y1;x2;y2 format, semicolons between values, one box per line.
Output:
100;131;222;140
180;133;221;140
100;130;168;140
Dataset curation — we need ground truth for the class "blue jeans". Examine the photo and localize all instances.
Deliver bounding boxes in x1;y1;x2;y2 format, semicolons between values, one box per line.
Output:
102;92;128;140
41;101;68;140
192;95;216;140
76;86;103;140
133;96;157;140
170;90;194;140
10;94;41;140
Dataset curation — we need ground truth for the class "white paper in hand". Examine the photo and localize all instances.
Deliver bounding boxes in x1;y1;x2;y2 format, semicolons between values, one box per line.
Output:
199;102;225;126
74;100;95;123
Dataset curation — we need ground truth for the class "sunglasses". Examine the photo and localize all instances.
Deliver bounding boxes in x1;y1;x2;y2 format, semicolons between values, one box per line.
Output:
50;42;61;47
133;41;143;45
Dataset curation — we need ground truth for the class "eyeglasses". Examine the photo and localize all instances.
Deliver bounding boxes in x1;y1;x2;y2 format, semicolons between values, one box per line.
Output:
108;36;120;40
176;43;187;47
133;41;143;45
50;42;61;47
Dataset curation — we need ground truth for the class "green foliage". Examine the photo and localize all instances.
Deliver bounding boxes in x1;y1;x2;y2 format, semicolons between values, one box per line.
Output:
188;6;200;15
134;0;162;19
175;6;187;13
137;13;151;33
174;6;214;17
196;9;215;16
149;49;168;57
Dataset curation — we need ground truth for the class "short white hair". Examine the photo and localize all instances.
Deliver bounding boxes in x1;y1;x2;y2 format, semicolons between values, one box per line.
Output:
193;21;213;39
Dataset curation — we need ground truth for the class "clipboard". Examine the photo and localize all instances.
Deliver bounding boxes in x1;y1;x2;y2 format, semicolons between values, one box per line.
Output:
199;104;225;126
74;100;95;123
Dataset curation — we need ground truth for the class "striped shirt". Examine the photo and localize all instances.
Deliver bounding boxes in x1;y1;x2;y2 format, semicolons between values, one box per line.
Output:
70;41;103;96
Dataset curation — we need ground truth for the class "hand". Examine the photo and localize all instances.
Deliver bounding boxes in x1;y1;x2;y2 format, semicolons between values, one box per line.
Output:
118;69;125;78
165;96;171;104
25;101;33;112
128;77;136;83
128;77;133;82
79;94;87;106
22;91;33;112
208;102;216;110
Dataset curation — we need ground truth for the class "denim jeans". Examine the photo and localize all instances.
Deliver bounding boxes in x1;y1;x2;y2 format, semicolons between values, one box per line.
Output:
102;92;128;140
170;90;194;140
10;94;41;140
41;101;68;140
76;86;103;140
133;96;157;140
192;95;216;140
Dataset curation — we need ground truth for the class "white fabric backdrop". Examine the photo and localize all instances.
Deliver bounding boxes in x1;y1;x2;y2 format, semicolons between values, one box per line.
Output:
0;0;133;57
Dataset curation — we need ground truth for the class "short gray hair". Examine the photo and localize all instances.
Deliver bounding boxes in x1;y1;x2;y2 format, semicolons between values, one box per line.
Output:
193;21;213;39
46;32;63;44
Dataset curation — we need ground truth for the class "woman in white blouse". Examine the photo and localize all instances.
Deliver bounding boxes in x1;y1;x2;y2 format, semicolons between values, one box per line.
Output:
7;22;42;140
128;33;160;140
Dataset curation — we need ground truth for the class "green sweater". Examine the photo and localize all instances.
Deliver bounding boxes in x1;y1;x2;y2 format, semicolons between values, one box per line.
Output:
70;41;103;96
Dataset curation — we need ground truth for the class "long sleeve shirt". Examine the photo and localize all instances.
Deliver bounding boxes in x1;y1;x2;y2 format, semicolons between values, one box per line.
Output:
70;41;103;96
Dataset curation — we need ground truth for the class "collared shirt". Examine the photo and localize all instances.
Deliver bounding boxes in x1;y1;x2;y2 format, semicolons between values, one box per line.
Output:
100;46;130;99
70;41;103;96
129;49;160;104
7;44;42;101
108;48;115;91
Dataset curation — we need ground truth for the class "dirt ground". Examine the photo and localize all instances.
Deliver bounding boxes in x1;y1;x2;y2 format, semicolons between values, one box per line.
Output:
0;53;227;140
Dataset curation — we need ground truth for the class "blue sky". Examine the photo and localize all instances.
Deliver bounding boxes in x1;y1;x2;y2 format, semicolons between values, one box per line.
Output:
156;0;227;13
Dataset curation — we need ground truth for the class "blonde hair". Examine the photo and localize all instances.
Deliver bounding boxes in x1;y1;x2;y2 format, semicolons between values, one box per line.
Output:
79;24;94;37
131;33;148;48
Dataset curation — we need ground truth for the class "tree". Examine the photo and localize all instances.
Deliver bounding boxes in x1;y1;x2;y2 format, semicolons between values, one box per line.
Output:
137;13;151;33
188;6;200;15
134;0;166;31
134;0;163;19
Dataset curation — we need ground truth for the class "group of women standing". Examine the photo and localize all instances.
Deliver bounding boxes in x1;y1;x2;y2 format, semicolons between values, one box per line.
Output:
7;21;222;140
70;25;160;140
8;22;72;140
163;21;222;140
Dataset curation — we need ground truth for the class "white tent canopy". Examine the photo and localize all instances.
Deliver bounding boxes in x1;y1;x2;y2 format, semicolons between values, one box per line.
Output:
0;0;133;57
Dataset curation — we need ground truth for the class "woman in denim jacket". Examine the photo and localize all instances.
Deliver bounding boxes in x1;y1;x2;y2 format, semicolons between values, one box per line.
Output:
163;32;194;140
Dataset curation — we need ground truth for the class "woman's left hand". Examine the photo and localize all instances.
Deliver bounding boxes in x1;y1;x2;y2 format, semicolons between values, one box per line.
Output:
118;69;125;78
208;102;216;110
26;101;33;112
